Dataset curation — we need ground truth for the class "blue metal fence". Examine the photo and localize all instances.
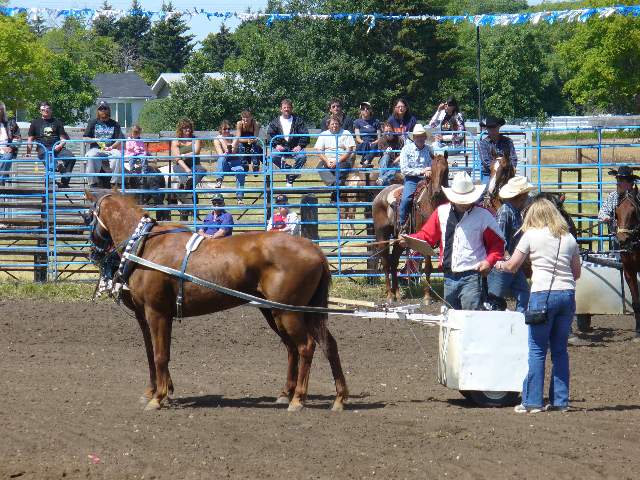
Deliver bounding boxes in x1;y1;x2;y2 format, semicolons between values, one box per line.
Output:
0;126;638;281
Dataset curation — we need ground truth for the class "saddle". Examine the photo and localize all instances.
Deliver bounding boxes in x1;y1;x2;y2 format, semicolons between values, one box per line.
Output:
387;180;429;235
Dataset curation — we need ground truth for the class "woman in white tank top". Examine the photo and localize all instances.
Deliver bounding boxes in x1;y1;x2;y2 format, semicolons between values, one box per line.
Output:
495;197;581;413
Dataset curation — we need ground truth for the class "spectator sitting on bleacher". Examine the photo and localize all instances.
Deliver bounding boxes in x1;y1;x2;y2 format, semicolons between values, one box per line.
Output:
214;120;245;205
26;101;76;189
125;124;149;172
267;99;309;188
267;194;300;235
0;102;20;186
354;101;381;168
233;109;263;175
429;96;466;154
376;122;405;186
319;98;355;133
198;194;233;238
387;98;417;137
477;116;518;185
84;101;124;188
315;115;356;193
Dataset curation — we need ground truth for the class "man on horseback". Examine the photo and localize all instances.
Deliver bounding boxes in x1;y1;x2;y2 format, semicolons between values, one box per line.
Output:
398;124;434;228
402;172;504;310
487;176;535;312
477;116;518;185
598;166;639;241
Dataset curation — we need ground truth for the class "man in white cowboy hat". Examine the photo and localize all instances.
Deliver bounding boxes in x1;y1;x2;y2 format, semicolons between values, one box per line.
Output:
487;175;536;312
401;171;504;310
398;123;434;226
477;116;518;185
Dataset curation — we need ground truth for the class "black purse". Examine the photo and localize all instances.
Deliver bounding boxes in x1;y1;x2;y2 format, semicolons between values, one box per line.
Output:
524;238;561;325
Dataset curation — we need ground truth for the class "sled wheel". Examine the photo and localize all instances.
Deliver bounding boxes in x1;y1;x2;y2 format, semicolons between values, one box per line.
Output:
460;390;520;407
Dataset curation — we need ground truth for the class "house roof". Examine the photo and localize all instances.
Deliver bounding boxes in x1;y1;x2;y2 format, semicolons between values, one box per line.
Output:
151;72;224;96
92;71;155;99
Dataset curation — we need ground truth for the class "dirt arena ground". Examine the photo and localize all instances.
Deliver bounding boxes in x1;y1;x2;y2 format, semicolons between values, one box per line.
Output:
2;299;640;480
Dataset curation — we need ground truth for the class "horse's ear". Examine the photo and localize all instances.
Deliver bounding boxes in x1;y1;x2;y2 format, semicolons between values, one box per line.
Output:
559;193;566;204
443;151;448;160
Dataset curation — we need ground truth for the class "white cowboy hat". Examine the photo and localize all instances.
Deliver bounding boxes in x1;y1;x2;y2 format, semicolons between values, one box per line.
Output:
442;172;486;205
499;176;536;199
411;123;429;136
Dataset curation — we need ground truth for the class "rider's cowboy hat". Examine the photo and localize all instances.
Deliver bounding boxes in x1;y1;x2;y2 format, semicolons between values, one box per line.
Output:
411;123;429;137
499;176;536;199
442;172;486;205
480;116;505;128
608;165;640;181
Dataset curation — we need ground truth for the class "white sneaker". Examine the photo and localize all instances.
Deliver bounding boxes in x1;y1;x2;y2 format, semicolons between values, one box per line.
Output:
286;182;293;188
514;404;542;414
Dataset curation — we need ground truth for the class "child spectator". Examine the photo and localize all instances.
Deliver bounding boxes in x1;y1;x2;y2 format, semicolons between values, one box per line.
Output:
125;125;148;172
267;194;300;235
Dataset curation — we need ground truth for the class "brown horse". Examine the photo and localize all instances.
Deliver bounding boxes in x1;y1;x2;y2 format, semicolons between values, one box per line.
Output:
615;188;640;339
483;153;515;212
84;191;348;411
372;153;449;303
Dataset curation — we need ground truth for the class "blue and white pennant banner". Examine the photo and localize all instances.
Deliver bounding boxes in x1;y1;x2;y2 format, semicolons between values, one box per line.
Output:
1;5;639;28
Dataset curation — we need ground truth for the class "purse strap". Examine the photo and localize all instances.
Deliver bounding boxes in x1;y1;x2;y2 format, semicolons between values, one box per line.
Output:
544;236;562;309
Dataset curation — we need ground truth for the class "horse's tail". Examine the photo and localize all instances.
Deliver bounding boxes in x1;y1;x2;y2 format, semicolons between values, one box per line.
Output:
307;254;332;354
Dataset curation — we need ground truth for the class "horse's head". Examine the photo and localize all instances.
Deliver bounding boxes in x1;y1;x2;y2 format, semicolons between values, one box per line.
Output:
493;153;515;190
616;188;640;247
431;152;449;189
83;190;115;254
532;192;578;238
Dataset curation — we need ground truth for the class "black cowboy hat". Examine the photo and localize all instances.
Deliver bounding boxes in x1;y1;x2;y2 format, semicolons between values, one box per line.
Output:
480;116;506;128
608;165;640;181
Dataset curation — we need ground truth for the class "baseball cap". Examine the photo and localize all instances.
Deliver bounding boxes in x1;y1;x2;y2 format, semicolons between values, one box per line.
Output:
211;193;225;203
97;100;111;110
359;101;372;110
275;194;288;204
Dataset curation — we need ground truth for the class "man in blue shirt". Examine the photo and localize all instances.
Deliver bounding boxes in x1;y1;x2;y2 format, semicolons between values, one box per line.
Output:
477;116;518;184
199;194;234;238
399;123;434;226
487;176;534;312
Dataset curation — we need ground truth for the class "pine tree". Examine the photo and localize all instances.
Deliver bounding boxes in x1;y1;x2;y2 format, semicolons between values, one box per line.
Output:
28;15;49;37
114;0;152;70
197;25;239;72
93;1;118;38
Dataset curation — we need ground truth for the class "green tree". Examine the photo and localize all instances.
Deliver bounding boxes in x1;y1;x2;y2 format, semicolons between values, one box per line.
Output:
140;3;194;83
189;25;239;73
0;16;49;113
28;15;49;37
114;0;152;71
41;17;120;74
93;1;119;38
557;2;640;113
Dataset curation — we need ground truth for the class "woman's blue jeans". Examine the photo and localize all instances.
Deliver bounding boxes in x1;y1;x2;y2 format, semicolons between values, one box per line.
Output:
237;142;263;170
522;289;576;409
216;155;246;199
378;153;399;185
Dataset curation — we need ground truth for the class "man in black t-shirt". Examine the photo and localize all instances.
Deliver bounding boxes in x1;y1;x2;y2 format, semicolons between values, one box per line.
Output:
26;101;76;188
83;101;124;188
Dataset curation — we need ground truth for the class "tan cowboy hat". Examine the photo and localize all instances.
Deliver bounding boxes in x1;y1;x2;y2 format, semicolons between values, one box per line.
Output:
442;172;486;205
411;123;429;137
499;176;536;199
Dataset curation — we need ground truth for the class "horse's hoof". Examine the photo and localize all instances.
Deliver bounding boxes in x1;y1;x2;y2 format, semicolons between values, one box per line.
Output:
275;395;290;404
287;401;304;412
139;394;152;404
331;401;345;412
144;398;162;411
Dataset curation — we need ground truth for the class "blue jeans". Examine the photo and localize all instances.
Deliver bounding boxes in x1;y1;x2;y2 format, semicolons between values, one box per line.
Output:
216;155;246;199
0;151;14;185
399;176;421;225
487;268;530;313
378;153;399;186
237;142;263;170
444;271;482;310
522;289;576;409
270;151;307;184
356;140;377;165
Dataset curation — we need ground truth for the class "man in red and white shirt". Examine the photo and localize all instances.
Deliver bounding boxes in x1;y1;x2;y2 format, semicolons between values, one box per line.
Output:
403;171;504;310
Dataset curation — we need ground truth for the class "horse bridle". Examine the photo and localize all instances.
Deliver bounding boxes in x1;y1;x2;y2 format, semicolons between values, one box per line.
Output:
83;194;115;254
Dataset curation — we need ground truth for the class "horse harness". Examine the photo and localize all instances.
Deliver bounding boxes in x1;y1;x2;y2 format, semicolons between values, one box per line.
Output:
86;195;199;320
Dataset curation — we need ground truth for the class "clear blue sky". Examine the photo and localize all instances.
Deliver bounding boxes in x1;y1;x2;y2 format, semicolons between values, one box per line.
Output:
9;0;569;43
